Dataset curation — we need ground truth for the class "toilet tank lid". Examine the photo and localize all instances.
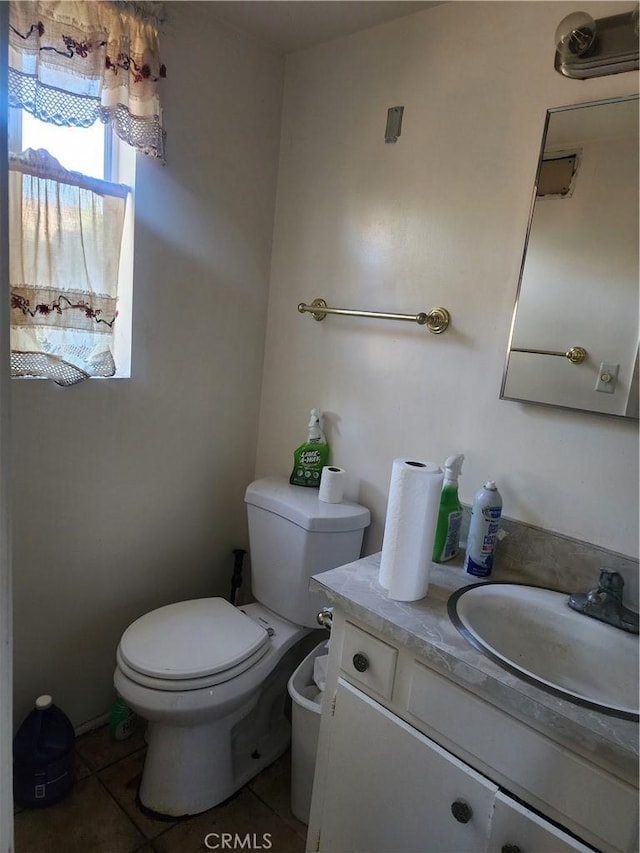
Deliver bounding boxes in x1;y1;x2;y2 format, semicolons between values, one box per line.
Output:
245;477;370;532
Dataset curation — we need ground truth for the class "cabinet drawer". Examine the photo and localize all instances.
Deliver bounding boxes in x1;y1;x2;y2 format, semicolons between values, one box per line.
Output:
340;623;397;699
408;660;638;853
488;791;592;852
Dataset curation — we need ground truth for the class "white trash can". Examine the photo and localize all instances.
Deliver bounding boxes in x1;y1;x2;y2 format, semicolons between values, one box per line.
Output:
287;640;328;824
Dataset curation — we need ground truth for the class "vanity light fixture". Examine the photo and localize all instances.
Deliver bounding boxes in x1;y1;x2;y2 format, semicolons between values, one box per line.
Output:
554;8;639;78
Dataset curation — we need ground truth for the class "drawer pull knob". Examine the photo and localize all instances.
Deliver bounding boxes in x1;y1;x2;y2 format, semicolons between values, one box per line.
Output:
451;800;473;823
501;846;521;853
352;652;369;673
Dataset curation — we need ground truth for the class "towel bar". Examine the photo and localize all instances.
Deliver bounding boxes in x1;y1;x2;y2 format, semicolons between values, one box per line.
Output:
510;346;587;364
297;298;450;335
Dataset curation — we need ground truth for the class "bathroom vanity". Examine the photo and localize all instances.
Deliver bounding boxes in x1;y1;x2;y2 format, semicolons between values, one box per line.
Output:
306;555;639;853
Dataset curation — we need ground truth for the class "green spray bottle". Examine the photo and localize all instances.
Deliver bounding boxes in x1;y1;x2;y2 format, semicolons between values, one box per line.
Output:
289;408;329;488
432;454;465;563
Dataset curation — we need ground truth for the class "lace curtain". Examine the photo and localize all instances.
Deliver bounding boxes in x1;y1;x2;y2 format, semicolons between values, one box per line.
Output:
9;150;129;385
8;1;166;159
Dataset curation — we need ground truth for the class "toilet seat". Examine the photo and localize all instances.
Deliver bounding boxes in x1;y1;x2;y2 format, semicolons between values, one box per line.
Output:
117;598;270;691
116;643;271;691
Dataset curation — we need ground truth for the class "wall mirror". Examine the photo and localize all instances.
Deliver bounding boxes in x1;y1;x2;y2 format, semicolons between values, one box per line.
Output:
501;96;638;420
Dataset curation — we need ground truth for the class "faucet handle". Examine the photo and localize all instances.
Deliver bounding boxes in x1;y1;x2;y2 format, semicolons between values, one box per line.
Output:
597;569;624;598
569;569;638;633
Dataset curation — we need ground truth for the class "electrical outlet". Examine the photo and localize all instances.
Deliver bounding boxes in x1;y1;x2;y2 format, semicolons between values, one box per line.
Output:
595;362;619;393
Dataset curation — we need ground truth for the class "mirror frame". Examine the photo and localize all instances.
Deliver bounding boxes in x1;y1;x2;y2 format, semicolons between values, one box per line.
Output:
500;94;639;421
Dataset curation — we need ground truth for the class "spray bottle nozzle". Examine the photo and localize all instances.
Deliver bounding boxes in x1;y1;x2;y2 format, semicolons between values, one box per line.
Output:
444;454;464;480
306;408;326;443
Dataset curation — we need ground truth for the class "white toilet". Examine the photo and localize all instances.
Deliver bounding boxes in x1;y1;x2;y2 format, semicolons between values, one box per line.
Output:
113;476;370;817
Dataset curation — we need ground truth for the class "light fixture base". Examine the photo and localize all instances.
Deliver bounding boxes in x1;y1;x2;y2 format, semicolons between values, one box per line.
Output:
554;11;639;79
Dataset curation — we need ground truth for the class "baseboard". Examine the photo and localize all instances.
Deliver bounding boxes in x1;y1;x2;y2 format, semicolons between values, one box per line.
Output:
74;711;110;737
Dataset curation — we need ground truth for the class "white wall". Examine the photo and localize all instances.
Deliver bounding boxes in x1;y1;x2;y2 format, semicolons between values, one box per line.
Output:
11;3;285;727
256;2;639;560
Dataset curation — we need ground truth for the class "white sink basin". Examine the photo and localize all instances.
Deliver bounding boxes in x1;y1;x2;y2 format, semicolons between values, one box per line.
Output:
448;583;639;721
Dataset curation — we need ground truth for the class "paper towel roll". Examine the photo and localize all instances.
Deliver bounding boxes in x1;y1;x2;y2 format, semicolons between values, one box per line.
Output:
378;459;443;601
318;466;346;503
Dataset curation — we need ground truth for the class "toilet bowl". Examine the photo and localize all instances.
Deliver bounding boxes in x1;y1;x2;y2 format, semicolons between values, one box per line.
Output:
114;476;370;817
115;601;313;816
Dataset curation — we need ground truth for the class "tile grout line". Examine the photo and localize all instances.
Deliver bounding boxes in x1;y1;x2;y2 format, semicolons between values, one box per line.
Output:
93;767;173;852
247;784;309;843
76;734;155;850
75;731;306;850
83;742;183;847
93;769;148;852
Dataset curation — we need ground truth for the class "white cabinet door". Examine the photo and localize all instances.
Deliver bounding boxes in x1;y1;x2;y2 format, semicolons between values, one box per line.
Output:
487;792;593;853
318;679;498;853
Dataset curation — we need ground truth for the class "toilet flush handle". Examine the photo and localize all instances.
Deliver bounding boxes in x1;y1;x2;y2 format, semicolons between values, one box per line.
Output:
317;608;333;629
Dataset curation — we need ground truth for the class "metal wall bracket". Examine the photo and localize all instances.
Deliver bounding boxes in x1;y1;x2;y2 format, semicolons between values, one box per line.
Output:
385;106;404;143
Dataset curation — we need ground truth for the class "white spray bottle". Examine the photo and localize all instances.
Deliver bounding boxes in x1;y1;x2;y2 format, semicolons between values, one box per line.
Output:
463;480;503;577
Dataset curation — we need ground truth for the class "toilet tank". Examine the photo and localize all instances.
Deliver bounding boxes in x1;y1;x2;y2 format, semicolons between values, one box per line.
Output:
245;477;370;628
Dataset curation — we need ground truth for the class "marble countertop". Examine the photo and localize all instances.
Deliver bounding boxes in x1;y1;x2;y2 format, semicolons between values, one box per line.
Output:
311;553;639;785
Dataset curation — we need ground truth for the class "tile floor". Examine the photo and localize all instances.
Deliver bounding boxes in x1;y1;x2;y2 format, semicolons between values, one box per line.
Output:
14;723;308;853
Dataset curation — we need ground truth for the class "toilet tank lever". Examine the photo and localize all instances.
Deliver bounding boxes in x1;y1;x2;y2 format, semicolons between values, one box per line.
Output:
317;608;333;630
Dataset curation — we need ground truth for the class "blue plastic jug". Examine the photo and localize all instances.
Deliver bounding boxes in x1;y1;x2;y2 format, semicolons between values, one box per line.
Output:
13;695;75;808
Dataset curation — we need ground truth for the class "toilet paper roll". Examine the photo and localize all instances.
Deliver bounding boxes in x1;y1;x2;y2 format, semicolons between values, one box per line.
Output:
378;459;443;601
318;466;346;503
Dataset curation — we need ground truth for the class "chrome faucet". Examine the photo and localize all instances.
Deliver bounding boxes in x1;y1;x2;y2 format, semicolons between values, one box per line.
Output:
568;570;639;634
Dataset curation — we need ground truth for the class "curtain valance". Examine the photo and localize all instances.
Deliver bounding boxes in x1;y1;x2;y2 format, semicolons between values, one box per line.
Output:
8;1;166;160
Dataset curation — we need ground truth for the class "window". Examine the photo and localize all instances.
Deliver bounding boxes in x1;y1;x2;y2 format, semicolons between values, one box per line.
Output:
8;110;135;382
7;0;166;385
19;110;107;179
